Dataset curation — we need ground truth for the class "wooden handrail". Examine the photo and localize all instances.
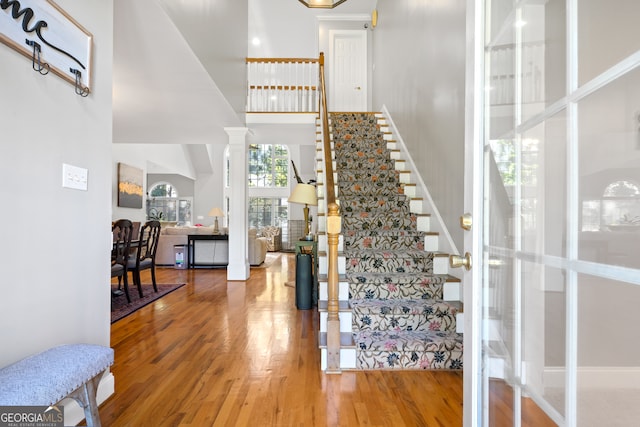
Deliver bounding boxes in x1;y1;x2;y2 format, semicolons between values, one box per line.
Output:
318;52;342;373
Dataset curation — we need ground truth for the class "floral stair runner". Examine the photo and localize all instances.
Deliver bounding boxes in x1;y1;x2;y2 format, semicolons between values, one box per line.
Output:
332;112;463;369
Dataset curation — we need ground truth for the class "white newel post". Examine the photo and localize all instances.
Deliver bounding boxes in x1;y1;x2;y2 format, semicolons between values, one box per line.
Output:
225;127;250;280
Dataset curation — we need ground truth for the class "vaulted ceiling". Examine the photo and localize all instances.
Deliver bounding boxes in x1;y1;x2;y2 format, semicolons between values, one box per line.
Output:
112;0;375;174
112;0;245;147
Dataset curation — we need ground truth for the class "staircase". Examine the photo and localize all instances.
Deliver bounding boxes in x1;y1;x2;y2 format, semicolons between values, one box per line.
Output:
317;112;463;370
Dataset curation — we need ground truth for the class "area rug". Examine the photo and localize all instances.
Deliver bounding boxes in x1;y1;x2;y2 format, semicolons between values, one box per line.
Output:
111;283;185;323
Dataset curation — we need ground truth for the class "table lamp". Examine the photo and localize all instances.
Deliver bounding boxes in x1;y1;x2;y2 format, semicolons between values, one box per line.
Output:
288;183;318;238
208;207;224;234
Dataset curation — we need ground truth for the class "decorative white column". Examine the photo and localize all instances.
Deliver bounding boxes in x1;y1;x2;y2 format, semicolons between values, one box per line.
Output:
225;127;250;280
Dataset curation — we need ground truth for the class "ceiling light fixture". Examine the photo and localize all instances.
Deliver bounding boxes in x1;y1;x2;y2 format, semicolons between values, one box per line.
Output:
298;0;347;9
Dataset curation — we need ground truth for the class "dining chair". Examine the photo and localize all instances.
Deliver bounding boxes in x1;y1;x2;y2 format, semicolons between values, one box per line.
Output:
127;220;162;296
111;219;134;303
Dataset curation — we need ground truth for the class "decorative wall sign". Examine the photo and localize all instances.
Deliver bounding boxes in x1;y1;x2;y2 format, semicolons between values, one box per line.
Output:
0;0;93;93
117;163;144;209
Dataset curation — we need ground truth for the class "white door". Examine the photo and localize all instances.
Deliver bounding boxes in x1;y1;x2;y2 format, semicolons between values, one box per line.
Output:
329;30;367;111
466;0;640;426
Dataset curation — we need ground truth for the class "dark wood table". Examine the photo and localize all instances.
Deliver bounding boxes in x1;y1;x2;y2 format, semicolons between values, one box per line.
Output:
187;234;229;268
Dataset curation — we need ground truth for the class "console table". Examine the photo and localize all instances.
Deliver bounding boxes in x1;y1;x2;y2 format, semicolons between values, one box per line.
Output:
187;234;229;268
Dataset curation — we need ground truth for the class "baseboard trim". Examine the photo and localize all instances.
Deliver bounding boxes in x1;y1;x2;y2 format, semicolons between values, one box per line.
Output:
544;366;640;388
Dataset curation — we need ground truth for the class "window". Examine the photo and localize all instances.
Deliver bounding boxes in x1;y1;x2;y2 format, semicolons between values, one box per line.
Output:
247;144;289;227
225;144;290;229
582;180;640;232
248;144;288;187
149;183;177;198
146;182;192;224
248;197;288;229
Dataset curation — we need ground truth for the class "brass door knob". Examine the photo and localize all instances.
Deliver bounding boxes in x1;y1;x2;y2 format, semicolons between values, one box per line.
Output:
449;252;472;270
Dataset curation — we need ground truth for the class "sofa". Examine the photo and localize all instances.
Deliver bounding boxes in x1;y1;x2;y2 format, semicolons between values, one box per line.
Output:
260;226;282;251
249;228;269;266
156;226;224;266
156;226;268;266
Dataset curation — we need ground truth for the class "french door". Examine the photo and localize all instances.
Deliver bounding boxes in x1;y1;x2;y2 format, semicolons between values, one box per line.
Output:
467;0;640;426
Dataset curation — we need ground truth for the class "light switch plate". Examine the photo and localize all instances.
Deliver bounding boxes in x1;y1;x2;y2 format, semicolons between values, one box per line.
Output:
62;163;88;191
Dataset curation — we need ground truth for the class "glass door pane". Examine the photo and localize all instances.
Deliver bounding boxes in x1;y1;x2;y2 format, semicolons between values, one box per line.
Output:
482;0;567;425
578;0;640;86
481;0;640;425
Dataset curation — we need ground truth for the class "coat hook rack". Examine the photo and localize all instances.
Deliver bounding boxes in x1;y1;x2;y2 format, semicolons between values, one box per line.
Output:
25;39;49;75
70;68;89;97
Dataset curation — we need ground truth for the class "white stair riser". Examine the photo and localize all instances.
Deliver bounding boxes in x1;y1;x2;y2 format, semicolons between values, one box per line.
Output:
317;159;337;172
433;255;449;275
424;234;439;252
316;172;338;185
320;311;352;333
318;215;325;232
321;348;357;370
318;233;344;253
403;185;416;197
417;215;430;231
398;172;411;184
410;199;423;213
316;184;338;199
443;282;461;301
319;281;350;301
319;255;346;275
456;313;464;334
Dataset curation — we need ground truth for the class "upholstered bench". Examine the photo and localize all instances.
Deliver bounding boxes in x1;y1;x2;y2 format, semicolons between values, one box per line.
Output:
0;344;114;427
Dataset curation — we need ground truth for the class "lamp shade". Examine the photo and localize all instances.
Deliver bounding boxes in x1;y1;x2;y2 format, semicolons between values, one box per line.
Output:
288;183;318;206
208;207;224;217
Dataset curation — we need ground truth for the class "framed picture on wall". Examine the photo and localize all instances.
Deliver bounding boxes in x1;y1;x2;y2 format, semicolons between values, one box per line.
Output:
117;163;143;208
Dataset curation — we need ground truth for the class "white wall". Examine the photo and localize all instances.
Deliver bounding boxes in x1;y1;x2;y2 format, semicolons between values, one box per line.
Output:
112;144;197;223
0;0;114;365
158;0;249;116
194;144;227;226
372;0;467;250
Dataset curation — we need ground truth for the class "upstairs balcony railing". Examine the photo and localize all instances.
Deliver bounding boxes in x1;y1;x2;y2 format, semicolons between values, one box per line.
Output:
246;57;319;113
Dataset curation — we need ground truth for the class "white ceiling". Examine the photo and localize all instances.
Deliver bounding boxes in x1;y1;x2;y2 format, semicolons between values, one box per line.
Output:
112;0;376;173
113;0;242;146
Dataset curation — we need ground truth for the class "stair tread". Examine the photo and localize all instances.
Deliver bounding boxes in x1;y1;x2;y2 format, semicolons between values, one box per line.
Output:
344;248;437;256
351;297;462;311
318;332;356;348
317;273;347;282
318;300;351;312
354;329;463;352
343;230;439;236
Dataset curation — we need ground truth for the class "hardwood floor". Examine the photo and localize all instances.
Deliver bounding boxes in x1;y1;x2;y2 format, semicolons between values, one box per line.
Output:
101;252;552;426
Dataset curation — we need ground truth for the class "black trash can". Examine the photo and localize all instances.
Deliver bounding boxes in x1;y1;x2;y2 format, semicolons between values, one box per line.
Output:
295;253;313;310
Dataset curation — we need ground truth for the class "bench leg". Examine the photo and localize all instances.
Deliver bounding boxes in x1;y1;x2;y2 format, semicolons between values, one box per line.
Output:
67;371;105;427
